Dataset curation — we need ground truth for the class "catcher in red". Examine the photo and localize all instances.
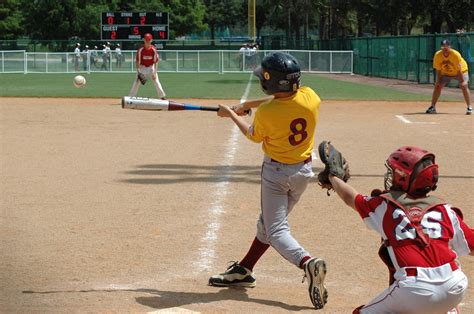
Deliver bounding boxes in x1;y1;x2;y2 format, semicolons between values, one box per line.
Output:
318;143;473;313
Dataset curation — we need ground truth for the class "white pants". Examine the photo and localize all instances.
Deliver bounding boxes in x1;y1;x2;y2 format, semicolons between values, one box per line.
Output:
255;156;314;267
360;268;468;314
128;65;166;98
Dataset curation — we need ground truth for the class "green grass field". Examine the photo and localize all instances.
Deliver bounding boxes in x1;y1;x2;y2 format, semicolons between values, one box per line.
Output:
0;72;454;101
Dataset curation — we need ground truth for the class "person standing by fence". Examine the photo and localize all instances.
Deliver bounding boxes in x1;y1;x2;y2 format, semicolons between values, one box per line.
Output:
90;46;98;69
115;44;123;69
82;45;89;71
101;43;110;71
74;43;81;71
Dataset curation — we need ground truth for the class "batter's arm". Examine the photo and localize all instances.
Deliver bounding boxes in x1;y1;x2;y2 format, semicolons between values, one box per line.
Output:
329;175;358;211
218;105;250;136
232;96;273;115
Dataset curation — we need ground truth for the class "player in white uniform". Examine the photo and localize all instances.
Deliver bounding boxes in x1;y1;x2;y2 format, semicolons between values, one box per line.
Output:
74;43;81;71
115;44;123;69
326;145;473;313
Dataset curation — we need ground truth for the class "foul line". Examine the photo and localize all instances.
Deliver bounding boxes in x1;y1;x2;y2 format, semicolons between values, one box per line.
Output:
194;73;254;272
396;115;439;125
396;115;412;124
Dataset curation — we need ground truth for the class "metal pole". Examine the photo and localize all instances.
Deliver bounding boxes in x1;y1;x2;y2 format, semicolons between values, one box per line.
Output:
330;51;333;73
351;51;353;74
248;0;256;43
309;51;311;72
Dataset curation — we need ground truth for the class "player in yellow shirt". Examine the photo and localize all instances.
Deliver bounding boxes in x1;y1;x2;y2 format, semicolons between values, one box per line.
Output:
210;52;328;309
426;39;472;115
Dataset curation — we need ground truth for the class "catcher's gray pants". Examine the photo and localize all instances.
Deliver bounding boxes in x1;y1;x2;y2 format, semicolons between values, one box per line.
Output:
255;155;314;267
128;64;166;98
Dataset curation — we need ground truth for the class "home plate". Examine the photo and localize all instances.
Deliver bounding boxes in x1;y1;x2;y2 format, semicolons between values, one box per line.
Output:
148;308;200;313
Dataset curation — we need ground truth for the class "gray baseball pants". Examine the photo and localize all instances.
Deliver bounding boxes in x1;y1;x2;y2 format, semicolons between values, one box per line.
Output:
255;155;314;267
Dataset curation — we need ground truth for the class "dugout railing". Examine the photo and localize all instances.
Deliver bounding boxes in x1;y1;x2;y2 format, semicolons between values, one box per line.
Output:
0;50;353;74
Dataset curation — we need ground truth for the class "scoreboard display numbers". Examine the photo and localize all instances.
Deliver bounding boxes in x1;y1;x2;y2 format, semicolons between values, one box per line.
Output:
101;12;169;41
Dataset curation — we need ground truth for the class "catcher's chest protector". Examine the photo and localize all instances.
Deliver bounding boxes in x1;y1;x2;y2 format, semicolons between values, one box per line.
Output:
381;191;446;248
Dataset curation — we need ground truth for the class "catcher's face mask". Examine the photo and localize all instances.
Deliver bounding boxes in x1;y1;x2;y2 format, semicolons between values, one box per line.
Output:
384;161;393;191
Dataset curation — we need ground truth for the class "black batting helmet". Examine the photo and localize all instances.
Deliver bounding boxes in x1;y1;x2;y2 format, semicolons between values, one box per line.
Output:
254;52;301;95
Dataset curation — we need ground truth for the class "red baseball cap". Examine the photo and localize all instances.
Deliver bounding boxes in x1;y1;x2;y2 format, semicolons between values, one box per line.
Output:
144;33;153;42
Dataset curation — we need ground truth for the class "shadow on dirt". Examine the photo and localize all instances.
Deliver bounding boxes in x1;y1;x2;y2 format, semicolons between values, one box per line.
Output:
119;164;472;185
120;163;324;185
23;287;313;311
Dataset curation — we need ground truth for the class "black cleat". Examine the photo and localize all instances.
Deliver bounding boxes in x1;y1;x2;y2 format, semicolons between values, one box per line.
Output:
209;262;256;288
425;106;437;114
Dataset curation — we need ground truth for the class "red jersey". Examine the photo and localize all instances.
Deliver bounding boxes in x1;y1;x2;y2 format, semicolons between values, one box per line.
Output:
136;46;159;67
355;194;473;279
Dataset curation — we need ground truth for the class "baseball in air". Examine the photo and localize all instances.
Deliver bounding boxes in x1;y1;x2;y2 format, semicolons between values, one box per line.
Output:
73;75;86;88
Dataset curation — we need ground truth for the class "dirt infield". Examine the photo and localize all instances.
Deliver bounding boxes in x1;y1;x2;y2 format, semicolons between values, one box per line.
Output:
1;97;473;313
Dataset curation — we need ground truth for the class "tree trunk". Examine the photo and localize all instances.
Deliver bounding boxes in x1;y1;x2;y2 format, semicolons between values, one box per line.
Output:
210;24;215;46
319;15;326;40
430;11;443;33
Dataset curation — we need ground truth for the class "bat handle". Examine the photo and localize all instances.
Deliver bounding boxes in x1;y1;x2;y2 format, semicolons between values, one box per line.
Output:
203;106;251;116
199;106;219;112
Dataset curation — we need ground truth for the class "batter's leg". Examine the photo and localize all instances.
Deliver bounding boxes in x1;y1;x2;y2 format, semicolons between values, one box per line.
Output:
288;162;313;213
259;163;310;267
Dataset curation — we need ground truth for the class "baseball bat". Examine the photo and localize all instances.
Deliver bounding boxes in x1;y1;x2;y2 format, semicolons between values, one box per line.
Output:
122;96;251;115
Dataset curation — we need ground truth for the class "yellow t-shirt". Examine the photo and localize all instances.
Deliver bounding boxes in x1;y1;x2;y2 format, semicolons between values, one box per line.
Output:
246;86;320;164
433;49;468;76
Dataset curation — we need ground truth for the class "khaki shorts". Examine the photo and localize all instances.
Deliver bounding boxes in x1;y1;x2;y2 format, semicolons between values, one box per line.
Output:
440;72;469;86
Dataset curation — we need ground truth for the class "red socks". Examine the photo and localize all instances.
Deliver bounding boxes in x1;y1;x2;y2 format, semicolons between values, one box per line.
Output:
239;237;270;271
299;256;311;269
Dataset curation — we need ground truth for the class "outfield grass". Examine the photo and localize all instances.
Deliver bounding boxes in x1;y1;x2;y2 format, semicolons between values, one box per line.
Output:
0;72;453;101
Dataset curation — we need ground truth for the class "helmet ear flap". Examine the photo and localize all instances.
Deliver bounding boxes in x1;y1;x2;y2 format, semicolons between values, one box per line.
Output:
408;164;439;196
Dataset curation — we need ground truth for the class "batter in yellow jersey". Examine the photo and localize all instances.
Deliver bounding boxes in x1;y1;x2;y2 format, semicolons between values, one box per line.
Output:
212;52;328;310
247;86;320;164
426;39;471;115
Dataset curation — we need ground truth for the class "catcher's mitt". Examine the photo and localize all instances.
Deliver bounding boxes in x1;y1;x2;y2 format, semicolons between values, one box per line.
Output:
317;141;350;194
137;72;147;85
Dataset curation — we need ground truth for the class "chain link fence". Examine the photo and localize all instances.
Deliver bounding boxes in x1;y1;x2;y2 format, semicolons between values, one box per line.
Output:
0;50;353;74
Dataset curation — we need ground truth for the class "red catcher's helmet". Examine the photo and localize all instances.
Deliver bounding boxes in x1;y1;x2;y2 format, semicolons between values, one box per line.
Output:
144;33;153;42
384;146;439;197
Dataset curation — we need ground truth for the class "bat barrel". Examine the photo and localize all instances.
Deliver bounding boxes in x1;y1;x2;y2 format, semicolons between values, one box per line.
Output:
122;96;170;111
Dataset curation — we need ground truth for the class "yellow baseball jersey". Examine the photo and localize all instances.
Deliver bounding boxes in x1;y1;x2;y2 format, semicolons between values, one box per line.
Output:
246;86;320;164
433;49;468;76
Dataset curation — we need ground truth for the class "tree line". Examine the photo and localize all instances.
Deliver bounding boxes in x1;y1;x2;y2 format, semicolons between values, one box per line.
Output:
1;0;473;41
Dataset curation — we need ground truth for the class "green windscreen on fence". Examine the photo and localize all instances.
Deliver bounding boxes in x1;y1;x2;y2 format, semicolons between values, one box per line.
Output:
327;33;474;89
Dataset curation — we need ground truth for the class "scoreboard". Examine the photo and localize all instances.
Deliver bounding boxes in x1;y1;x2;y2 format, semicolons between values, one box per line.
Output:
101;12;169;41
